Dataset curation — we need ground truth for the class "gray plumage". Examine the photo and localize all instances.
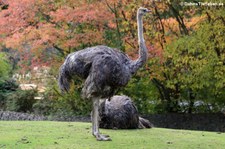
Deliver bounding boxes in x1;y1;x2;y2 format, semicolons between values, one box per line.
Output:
58;7;151;141
99;95;153;129
59;46;132;99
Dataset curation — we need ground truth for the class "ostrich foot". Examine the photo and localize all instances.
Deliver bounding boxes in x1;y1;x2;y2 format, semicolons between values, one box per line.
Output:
93;133;111;141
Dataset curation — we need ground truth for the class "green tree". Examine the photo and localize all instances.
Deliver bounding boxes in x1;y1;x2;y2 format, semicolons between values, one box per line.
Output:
163;9;225;113
0;53;10;81
0;52;12;109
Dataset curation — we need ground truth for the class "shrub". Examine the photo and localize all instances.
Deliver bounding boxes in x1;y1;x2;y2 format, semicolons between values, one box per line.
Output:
33;78;92;117
6;89;37;112
33;98;55;115
0;79;18;110
121;69;161;114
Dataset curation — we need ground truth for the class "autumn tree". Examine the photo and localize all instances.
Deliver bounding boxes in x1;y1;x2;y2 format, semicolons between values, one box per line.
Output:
0;0;115;71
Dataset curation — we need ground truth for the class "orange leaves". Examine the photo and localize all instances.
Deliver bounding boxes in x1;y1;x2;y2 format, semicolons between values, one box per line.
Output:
0;0;37;49
4;32;24;49
64;31;104;49
0;0;117;70
50;6;74;23
0;0;56;43
50;2;113;26
29;24;60;47
0;0;36;33
1;0;114;50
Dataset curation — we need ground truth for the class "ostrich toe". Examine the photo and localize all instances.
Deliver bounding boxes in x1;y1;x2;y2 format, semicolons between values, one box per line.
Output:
95;134;111;141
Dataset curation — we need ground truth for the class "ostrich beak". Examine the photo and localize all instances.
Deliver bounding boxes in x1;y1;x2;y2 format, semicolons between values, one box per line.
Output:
146;9;151;13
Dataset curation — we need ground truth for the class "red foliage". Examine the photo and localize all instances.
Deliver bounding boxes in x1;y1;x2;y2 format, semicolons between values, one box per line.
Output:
0;0;115;71
0;0;197;73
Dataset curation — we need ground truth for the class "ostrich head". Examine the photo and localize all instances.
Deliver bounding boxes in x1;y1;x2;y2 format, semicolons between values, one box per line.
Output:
138;7;151;16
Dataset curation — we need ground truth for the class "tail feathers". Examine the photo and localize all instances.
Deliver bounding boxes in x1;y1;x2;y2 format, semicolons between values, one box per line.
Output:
138;117;153;129
58;65;71;93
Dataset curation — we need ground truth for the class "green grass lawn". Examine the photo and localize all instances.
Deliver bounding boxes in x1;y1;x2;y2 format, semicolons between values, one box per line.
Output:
0;121;224;149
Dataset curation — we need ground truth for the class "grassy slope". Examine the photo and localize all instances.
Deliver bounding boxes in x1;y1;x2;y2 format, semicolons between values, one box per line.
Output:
0;121;224;149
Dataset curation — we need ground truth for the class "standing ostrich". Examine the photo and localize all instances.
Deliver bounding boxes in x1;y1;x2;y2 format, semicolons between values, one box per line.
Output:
58;7;151;141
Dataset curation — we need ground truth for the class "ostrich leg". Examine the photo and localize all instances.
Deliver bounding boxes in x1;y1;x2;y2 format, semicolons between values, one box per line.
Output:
92;98;111;141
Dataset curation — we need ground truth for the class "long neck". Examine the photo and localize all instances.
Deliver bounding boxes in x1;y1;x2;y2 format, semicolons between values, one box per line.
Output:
130;13;148;74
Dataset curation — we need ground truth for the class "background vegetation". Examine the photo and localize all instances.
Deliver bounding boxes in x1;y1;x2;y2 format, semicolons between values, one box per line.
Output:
0;0;224;116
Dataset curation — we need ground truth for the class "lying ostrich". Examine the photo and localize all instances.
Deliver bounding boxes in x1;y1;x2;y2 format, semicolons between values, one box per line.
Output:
58;7;151;141
99;95;153;129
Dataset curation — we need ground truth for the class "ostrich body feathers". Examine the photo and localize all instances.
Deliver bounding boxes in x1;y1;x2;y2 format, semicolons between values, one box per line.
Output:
99;95;153;129
59;45;133;99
